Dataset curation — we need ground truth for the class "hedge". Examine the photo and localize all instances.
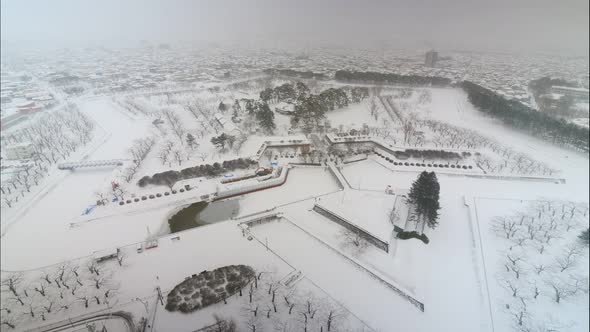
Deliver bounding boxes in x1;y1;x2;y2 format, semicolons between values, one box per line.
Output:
138;158;257;187
397;231;430;244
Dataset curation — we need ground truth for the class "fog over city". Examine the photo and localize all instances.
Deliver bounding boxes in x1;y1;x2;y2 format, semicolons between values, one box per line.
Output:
0;1;588;332
2;0;589;54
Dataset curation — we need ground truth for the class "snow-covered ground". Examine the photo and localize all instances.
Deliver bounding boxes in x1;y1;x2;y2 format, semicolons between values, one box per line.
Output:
1;82;588;332
474;198;589;332
1;97;153;269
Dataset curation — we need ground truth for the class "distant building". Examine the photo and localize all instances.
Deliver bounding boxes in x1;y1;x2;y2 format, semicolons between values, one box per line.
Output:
425;50;438;68
214;113;242;136
551;86;589;103
4;142;35;160
16;101;43;114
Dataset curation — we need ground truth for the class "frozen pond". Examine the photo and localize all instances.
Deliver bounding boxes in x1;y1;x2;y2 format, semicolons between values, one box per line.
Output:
167;199;240;233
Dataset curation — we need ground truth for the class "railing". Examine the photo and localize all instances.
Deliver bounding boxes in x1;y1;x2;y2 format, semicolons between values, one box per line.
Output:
57;159;127;170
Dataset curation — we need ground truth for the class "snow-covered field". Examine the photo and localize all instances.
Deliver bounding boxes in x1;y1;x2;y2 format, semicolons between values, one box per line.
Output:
474;198;589;332
1;80;588;332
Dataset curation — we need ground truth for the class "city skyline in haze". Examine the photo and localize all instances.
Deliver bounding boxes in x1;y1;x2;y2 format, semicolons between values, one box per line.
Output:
1;0;589;56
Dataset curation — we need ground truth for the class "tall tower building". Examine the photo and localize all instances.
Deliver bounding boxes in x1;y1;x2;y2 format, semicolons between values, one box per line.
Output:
425;50;438;67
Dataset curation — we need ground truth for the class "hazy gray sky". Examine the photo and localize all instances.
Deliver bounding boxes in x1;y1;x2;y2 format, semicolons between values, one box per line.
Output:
1;0;588;54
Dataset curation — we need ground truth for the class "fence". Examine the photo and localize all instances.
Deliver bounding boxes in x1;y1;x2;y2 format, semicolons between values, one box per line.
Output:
284;217;425;312
312;204;389;253
214;167;290;200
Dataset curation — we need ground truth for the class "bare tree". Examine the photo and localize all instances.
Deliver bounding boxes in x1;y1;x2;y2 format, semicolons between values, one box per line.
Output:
42;300;54;313
87;261;98;275
116;252;127;267
3;197;13;208
92;275;107;290
77;295;90;308
158;149;169;166
506;296;529;328
339;228;368;255
555;244;583;273
33;284;46;297
196;152;209;162
509;236;527;250
502;279;520;297
173;150;184;166
492;217;518;239
0;314;17;329
506;252;523;266
532;263;547;275
509;263;524;279
1;274;23;298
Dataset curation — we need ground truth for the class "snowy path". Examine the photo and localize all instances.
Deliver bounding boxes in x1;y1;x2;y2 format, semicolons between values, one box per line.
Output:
249;220;425;332
1;98;152;270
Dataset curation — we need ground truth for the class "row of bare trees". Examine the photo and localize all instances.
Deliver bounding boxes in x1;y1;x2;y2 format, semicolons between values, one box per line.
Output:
1;257;122;330
1;104;95;209
364;90;555;177
115;96;155;116
236;272;349;332
122;137;156;184
491;200;589;331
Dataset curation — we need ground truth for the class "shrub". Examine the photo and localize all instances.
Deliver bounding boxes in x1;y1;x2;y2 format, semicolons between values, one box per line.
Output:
138;176;151;187
397;231;430;244
178;302;191;313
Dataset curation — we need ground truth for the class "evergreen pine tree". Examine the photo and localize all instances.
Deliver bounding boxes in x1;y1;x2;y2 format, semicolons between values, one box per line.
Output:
408;171;441;229
218;101;227;111
186;133;197;149
579;228;589;246
423;172;441;228
256;103;276;134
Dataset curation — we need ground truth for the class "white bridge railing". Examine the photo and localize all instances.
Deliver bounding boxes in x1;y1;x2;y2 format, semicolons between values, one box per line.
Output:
58;159;128;170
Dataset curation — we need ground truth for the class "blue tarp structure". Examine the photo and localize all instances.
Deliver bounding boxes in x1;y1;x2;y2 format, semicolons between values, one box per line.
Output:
82;204;97;215
224;173;234;178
